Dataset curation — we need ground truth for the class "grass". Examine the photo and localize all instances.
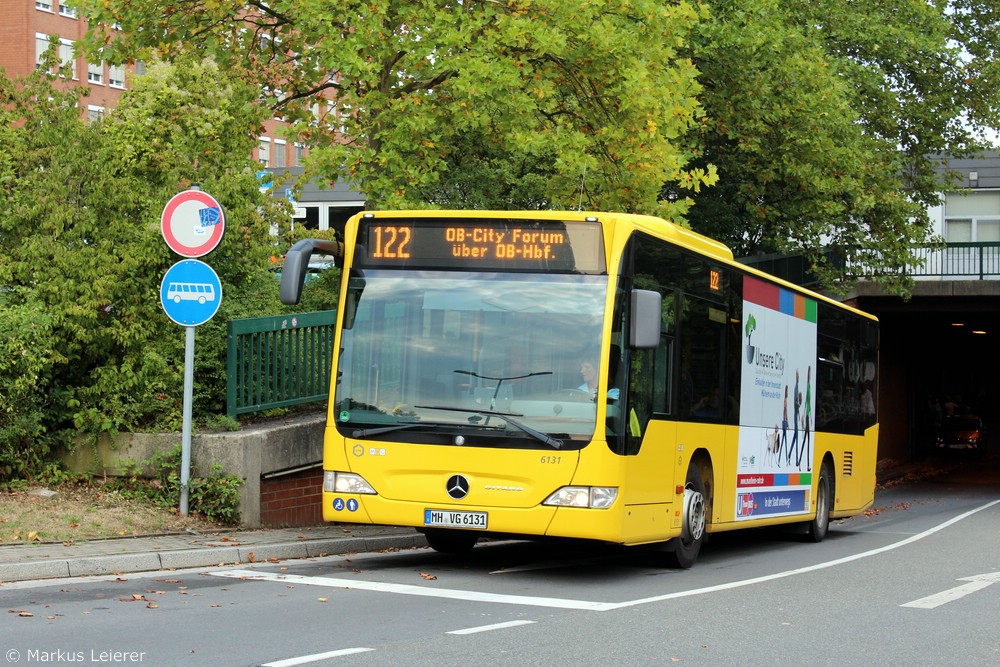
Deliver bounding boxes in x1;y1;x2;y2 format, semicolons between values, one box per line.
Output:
0;482;226;544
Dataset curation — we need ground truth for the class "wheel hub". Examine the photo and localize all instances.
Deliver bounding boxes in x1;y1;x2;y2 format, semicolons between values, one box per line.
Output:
682;484;706;542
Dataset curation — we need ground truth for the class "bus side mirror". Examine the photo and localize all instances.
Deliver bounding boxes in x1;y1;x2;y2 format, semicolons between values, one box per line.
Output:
630;289;661;349
279;238;343;305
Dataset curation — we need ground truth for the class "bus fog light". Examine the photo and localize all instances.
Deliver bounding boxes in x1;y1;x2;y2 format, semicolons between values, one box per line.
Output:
324;471;377;495
543;486;617;509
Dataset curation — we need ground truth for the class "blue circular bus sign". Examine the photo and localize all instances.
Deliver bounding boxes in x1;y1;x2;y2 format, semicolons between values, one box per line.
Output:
160;260;222;326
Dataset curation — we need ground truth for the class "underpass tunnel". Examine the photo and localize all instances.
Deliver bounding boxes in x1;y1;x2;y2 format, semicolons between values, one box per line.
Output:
856;292;1000;463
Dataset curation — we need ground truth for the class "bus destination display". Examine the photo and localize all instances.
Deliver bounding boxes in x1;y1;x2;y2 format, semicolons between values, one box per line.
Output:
358;218;605;273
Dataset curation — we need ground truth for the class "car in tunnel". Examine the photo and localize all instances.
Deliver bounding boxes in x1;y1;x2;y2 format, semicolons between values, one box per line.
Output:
935;415;987;452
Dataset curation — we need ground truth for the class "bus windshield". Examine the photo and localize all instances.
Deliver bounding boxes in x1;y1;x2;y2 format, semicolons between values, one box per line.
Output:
333;269;610;449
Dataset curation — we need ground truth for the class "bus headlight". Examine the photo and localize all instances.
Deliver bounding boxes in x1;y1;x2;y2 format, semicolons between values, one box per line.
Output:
324;471;377;495
543;486;618;509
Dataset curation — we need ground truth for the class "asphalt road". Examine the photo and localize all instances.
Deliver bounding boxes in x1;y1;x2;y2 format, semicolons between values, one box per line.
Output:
2;452;998;667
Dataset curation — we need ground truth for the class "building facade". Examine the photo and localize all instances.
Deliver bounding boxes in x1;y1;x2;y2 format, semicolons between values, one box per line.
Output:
2;0;364;229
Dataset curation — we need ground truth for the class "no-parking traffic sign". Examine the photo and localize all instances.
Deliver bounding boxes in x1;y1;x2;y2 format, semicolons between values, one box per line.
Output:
161;189;226;258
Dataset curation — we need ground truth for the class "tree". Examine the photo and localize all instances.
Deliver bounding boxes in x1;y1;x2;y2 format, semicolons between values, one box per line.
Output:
75;0;716;218
0;54;288;464
684;0;1000;294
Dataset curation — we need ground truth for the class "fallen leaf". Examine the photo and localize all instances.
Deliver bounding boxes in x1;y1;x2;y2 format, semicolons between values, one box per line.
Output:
117;595;147;602
146;602;158;609
209;604;221;608
28;531;40;542
68;522;79;528
419;572;437;581
317;597;329;603
247;552;256;563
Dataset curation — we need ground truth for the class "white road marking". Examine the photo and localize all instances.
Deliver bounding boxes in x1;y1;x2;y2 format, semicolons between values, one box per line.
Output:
212;499;1000;612
261;647;374;666
901;571;1000;609
447;620;537;635
214;570;618;610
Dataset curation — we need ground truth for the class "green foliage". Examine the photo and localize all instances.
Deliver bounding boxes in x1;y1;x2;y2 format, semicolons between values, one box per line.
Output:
201;413;240;432
109;445;243;524
684;0;1000;294
0;292;58;481
0;55;292;473
74;0;715;218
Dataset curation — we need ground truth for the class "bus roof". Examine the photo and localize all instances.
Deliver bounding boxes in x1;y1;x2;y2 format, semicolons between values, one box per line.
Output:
352;210;877;323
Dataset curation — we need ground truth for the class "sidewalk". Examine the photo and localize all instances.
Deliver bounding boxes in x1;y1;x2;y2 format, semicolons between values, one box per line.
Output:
0;459;961;585
0;524;428;583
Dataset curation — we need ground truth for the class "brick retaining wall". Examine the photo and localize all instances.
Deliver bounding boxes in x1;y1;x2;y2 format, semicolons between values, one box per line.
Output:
260;467;324;527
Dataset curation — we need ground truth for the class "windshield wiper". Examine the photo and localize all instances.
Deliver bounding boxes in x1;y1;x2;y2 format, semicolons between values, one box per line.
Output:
414;405;563;450
453;369;552;413
350;422;445;438
350;418;501;439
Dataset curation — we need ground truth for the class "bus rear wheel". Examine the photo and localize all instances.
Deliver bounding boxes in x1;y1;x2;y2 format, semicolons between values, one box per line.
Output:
805;462;832;543
422;529;479;554
666;462;707;568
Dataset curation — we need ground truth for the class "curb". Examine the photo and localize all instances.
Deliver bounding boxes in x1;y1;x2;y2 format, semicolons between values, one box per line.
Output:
0;533;428;584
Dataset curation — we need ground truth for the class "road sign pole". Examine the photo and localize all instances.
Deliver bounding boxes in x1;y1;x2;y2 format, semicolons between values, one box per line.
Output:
160;187;226;518
180;325;195;516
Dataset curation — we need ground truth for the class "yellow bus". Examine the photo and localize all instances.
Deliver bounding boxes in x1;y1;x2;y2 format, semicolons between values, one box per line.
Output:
279;210;878;567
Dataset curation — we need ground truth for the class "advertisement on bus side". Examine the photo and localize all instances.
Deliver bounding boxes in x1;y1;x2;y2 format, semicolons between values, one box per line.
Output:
736;275;817;520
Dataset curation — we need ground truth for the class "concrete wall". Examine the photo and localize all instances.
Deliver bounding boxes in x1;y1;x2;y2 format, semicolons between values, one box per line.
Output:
62;412;326;528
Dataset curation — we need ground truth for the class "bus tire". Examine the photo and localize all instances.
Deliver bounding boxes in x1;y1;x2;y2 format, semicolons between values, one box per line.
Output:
805;462;833;543
666;462;707;568
422;529;479;554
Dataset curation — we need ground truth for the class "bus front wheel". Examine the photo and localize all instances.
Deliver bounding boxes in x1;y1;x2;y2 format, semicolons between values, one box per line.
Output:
422;529;479;554
666;462;707;568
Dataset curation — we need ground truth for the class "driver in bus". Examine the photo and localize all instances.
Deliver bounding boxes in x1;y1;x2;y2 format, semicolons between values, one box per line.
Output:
579;356;621;401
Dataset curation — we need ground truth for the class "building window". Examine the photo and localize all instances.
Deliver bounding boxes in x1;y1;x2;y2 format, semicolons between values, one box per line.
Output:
88;62;104;85
36;0;53;11
108;64;125;88
58;2;76;17
945;191;1000;242
292;143;304;167
337;102;350;134
258;138;271;167
58;39;77;80
35;34;49;70
87;106;105;123
273;140;286;168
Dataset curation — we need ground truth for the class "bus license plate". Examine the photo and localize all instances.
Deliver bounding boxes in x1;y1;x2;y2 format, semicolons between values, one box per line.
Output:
424;509;488;530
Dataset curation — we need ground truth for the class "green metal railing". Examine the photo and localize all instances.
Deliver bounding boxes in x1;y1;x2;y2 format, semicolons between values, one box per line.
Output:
226;310;336;417
907;242;1000;279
